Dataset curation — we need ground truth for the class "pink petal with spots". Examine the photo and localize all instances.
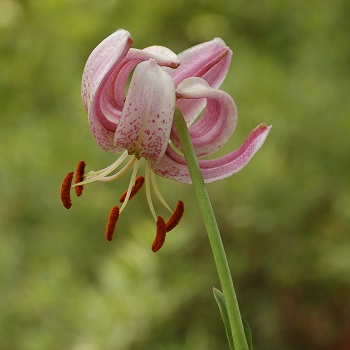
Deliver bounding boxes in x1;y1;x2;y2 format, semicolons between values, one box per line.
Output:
172;77;237;156
150;124;271;183
165;38;232;124
165;38;232;87
114;60;176;162
81;30;132;152
81;30;179;152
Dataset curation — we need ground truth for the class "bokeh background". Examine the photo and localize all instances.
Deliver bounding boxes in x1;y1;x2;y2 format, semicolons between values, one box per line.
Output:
1;0;349;349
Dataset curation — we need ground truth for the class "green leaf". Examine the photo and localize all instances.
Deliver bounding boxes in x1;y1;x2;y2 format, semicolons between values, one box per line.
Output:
213;288;254;350
213;288;235;350
241;315;253;350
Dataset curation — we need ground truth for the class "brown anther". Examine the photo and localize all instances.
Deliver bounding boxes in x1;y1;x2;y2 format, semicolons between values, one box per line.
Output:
60;172;74;209
166;200;184;232
74;160;86;197
105;206;120;242
151;216;167;252
119;176;145;202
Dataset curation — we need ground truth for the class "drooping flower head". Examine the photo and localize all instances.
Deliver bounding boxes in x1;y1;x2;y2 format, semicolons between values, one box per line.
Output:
60;29;271;251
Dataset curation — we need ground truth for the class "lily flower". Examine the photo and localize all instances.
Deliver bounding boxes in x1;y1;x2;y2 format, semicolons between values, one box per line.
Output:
62;31;185;251
60;29;270;251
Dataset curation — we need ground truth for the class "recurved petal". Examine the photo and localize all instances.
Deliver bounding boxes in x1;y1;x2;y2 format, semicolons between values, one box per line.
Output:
138;46;180;68
82;29;132;111
172;78;237;156
165;37;232;88
82;30;132;152
150;124;271;183
114;60;176;162
165;38;232;123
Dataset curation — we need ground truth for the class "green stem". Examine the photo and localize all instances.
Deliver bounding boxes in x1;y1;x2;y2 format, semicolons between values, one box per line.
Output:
174;110;248;350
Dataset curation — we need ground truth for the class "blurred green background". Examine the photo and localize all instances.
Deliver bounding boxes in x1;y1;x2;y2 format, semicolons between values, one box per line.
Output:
1;0;349;349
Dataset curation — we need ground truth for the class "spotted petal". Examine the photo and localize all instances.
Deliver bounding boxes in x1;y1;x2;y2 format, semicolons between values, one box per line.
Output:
82;30;179;153
172;77;237;156
81;30;132;152
165;38;232;124
114;60;176;162
166;38;232;87
150;124;271;183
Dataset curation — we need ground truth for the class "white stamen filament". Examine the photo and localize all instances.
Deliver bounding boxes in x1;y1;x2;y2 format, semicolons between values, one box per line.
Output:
120;158;141;213
98;156;136;182
73;150;129;187
151;171;172;213
145;166;157;221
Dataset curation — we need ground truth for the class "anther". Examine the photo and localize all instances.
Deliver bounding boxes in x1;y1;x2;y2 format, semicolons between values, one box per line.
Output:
166;201;184;232
74;161;86;197
119;176;145;202
60;172;74;209
152;216;167;252
105;206;120;241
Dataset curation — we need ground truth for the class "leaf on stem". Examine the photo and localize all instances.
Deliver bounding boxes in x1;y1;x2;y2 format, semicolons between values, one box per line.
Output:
213;288;253;350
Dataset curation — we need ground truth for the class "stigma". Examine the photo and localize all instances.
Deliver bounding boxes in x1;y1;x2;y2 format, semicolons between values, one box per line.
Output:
60;151;184;252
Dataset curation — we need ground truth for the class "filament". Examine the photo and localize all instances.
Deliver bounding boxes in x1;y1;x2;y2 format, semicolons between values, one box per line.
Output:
119;159;141;213
98;156;136;182
73;150;129;186
150;171;172;213
145;166;157;221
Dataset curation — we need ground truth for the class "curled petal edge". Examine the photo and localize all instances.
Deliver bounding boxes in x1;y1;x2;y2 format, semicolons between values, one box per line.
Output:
166;37;233;124
150;124;272;184
172;77;238;157
166;37;232;88
82;29;132;112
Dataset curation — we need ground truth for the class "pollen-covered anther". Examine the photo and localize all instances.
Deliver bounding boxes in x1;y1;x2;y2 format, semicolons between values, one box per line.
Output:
166;201;184;232
105;206;120;241
119;176;145;202
60;172;74;209
74;160;86;197
151;216;167;252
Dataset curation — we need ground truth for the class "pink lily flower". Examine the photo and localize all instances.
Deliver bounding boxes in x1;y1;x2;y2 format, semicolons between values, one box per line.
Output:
60;29;271;250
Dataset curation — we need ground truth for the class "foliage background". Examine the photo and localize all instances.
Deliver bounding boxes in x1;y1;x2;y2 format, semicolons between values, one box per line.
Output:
1;0;349;349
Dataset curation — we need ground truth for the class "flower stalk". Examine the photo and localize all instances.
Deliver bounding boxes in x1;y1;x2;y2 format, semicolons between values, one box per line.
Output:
173;108;249;350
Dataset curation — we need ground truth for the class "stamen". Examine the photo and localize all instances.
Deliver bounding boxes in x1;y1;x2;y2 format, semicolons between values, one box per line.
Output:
145;166;157;221
98;157;136;182
151;171;172;213
60;172;74;209
119;159;141;213
152;216;167;252
73;150;129;186
166;201;185;232
105;206;120;241
74;161;86;196
119;176;145;202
